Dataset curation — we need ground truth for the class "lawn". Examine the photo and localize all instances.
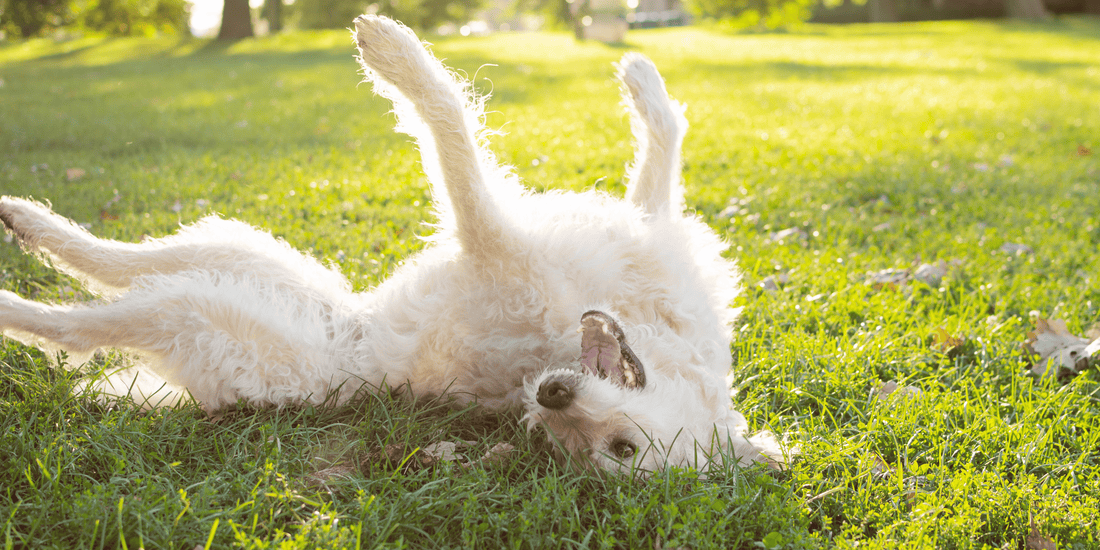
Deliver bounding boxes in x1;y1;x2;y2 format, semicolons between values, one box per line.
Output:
2;16;1100;549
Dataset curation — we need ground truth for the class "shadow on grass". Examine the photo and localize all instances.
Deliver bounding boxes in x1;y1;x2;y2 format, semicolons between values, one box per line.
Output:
1008;58;1100;90
990;15;1100;42
665;59;982;84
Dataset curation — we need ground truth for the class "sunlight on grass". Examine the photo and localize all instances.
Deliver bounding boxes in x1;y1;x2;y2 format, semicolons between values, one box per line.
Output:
2;17;1100;549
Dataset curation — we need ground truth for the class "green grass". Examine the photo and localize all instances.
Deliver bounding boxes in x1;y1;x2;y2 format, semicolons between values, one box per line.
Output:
2;16;1100;549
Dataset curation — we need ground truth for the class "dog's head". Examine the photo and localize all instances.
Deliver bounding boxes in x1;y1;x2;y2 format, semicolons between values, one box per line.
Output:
522;310;781;474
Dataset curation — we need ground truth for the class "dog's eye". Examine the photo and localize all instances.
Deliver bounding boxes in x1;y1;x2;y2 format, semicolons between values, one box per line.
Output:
610;438;637;460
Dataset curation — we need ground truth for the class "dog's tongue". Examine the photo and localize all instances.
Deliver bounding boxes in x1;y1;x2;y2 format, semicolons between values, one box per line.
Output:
579;315;624;380
578;311;645;388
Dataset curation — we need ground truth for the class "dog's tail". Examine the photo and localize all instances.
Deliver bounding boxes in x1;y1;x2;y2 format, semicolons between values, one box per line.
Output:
616;53;688;216
352;15;513;263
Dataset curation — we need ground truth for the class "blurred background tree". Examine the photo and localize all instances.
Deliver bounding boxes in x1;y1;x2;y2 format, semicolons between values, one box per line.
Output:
262;0;282;31
685;0;816;28
296;0;369;28
511;0;575;30
0;0;1083;42
295;0;484;29
1;0;188;37
217;0;252;37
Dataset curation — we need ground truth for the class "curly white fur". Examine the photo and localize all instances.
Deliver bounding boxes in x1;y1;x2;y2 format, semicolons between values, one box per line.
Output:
0;15;785;474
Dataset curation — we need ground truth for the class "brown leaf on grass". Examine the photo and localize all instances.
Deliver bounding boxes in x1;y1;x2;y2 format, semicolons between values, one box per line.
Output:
1026;527;1057;549
769;227;807;242
1077;145;1091;157
478;442;516;466
359;443;433;474
903;475;932;502
870;453;892;480
872;380;921;402
65;168;86;181
1023;318;1100;378
758;273;790;292
868;268;910;289
867;260;958;291
100;210;118;221
932;327;967;357
307;462;358;488
913;262;948;287
999;242;1034;256
654;536;690;550
422;441;464;463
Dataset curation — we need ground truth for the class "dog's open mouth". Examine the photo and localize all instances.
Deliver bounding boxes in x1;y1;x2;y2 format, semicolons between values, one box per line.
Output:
534;311;646;411
578;310;646;389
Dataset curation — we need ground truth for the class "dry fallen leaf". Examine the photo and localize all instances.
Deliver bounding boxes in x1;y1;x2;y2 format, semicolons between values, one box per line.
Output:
932;327;967;357
478;442;516;466
769;227;807;242
868;268;910;289
307;462;357;488
872;380;921;402
65;168;86;181
913;262;948;287
1026;524;1057;550
422;441;463;462
999;242;1034;256
357;443;432;474
758;273;790;292
1023;318;1100;377
870;453;892;480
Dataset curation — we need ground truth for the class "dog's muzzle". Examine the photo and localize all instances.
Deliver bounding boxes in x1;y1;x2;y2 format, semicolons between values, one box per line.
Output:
536;376;575;409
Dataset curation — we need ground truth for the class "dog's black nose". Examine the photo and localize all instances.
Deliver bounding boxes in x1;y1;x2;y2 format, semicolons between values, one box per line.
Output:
536;379;574;410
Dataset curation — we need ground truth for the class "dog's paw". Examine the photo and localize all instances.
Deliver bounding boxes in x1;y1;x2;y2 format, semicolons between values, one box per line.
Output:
615;53;684;131
352;15;422;80
616;53;664;96
352;14;402;50
0;196;50;248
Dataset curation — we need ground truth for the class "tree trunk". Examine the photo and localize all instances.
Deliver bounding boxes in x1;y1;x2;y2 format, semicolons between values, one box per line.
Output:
263;0;282;32
868;0;898;22
1004;0;1048;19
569;0;589;39
218;0;254;40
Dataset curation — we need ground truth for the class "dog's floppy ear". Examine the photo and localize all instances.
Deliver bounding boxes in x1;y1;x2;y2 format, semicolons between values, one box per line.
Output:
579;311;646;389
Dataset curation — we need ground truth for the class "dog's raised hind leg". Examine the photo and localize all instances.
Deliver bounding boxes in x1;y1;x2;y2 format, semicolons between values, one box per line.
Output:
0;196;349;296
616;53;688;216
352;15;515;264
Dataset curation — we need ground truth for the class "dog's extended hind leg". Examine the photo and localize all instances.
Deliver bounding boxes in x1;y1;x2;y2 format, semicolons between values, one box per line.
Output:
616;53;688;216
0;274;345;409
352;15;516;264
0;196;348;296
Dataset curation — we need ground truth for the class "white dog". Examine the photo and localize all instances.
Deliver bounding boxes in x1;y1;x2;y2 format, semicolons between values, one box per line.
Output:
0;15;783;473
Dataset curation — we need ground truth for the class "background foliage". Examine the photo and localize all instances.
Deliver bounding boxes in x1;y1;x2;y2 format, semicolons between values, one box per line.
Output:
1;0;188;37
685;0;817;29
295;0;485;30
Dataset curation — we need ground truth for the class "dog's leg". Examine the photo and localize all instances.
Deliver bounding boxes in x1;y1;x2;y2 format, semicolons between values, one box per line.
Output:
616;53;688;216
352;15;514;264
0;196;348;296
0;274;344;409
